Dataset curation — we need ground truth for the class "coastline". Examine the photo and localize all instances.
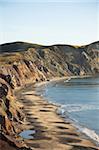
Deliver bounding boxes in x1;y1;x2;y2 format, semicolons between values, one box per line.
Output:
14;75;99;150
34;75;93;87
35;76;99;146
0;40;99;150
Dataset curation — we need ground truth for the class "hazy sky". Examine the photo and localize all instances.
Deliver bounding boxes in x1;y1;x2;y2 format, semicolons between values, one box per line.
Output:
0;0;99;45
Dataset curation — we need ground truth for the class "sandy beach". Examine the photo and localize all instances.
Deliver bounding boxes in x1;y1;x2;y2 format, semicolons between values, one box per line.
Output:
14;77;99;150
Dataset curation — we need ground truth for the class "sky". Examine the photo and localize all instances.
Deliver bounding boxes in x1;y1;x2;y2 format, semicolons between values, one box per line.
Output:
0;0;99;45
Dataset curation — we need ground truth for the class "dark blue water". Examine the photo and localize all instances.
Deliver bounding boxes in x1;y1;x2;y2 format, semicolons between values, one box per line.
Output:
36;77;99;142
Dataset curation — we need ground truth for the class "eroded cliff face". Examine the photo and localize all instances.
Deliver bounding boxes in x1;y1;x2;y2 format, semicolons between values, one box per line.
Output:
1;41;99;78
0;41;99;149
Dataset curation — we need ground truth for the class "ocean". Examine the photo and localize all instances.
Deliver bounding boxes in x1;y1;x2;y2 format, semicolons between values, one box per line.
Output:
36;77;99;144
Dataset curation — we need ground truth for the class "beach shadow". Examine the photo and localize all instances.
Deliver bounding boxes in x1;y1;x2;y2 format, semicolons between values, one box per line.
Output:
43;106;53;109
71;145;98;150
59;137;81;144
53;121;71;124
57;131;79;136
29;128;51;141
39;109;51;112
56;126;69;130
27;143;40;148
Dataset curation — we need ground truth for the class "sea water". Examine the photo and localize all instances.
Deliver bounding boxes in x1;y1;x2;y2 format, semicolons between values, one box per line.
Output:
36;77;99;143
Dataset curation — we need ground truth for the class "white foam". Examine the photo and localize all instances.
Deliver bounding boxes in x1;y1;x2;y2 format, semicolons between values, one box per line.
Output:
80;127;99;143
60;104;99;112
57;105;99;145
64;77;71;83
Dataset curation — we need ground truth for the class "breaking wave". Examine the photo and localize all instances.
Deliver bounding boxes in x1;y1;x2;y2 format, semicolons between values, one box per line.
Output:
57;104;99;145
59;104;99;113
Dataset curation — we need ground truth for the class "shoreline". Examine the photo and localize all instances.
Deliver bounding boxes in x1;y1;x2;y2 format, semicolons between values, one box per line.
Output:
34;75;93;87
14;75;99;150
34;76;99;146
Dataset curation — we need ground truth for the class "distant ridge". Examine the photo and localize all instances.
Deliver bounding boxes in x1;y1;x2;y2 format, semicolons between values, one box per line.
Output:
0;41;99;53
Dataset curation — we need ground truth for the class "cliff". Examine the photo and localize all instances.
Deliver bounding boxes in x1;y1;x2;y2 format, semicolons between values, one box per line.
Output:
0;41;99;78
0;41;99;149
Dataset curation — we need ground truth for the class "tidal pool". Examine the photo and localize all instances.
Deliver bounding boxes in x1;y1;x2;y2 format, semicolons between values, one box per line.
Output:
19;129;35;139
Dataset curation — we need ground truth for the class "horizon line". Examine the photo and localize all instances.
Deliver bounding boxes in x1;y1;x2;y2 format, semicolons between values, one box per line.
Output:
0;40;99;47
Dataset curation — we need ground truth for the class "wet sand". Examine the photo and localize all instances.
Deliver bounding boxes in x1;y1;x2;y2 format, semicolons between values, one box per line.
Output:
15;77;99;150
